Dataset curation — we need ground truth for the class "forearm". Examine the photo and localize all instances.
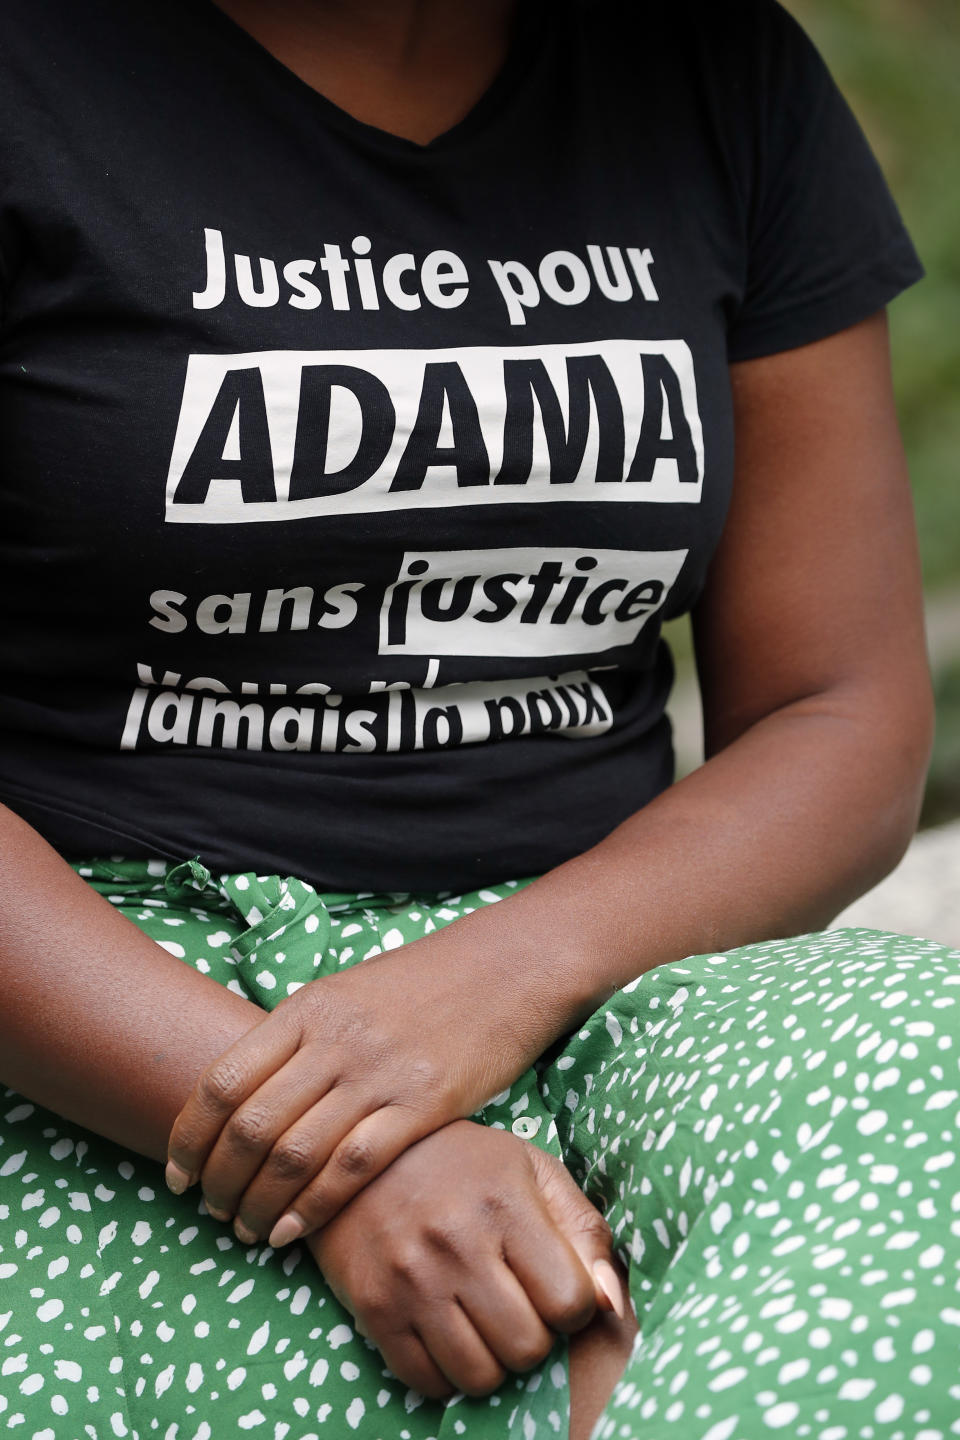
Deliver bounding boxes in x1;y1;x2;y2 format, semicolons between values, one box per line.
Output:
0;804;263;1162
151;683;929;1242
433;684;930;1055
432;316;936;1065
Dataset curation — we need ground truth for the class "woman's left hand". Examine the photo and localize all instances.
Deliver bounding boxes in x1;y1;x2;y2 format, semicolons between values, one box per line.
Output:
163;926;549;1247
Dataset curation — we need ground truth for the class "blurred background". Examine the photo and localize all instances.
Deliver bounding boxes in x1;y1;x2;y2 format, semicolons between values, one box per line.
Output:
666;0;960;943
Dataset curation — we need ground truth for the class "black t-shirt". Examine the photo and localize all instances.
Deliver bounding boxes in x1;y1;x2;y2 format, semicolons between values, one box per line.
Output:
0;0;923;891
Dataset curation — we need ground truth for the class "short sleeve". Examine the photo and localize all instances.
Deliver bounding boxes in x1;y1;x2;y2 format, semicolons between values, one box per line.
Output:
726;0;924;362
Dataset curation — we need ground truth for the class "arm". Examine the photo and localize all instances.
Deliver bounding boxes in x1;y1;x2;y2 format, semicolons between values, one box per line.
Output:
168;309;933;1241
0;803;265;1159
0;809;627;1395
493;308;933;983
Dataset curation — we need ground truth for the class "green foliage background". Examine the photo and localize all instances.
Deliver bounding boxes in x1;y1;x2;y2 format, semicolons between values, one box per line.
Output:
785;0;960;595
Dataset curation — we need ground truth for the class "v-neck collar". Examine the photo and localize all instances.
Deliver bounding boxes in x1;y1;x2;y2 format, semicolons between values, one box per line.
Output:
195;0;551;160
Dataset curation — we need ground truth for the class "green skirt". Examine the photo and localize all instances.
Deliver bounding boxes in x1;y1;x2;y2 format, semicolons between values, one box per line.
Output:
2;857;959;1440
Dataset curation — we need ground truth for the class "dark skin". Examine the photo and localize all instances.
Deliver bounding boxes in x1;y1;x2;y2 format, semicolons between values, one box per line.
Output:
207;0;520;145
1;2;933;1434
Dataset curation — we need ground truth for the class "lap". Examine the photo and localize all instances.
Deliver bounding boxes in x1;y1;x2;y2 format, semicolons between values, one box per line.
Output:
545;930;960;1438
3;860;959;1439
1;860;563;1440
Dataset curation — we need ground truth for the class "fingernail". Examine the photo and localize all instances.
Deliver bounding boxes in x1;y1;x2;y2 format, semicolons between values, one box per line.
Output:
592;1260;625;1320
204;1201;232;1222
268;1212;305;1249
164;1162;190;1195
233;1218;258;1245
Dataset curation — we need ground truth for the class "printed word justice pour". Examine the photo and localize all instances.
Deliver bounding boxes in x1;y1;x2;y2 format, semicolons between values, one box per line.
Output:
192;228;660;325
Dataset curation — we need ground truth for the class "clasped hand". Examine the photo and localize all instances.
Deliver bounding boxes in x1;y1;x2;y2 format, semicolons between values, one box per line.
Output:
164;936;537;1247
309;1120;625;1399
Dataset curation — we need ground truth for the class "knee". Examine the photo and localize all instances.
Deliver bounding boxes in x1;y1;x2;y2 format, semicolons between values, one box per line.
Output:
777;929;960;1081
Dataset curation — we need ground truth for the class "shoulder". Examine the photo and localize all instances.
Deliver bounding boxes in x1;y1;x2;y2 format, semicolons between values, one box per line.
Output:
564;0;806;42
552;0;827;127
550;0;830;180
560;0;821;89
1;0;164;70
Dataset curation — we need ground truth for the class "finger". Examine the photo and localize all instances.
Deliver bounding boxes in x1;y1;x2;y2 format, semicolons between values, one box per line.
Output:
197;1056;344;1224
225;1082;373;1240
502;1195;598;1336
529;1147;627;1320
457;1262;556;1375
165;1013;301;1194
264;1103;432;1246
416;1304;506;1398
374;1328;455;1402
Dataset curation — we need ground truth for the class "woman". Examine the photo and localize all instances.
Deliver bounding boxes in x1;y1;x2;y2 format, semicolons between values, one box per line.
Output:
0;1;945;1437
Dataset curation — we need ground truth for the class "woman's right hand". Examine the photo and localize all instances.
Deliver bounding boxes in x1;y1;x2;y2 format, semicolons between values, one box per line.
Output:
306;1119;626;1400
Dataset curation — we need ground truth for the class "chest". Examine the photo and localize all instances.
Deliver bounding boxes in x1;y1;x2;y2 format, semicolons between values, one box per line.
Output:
0;0;744;694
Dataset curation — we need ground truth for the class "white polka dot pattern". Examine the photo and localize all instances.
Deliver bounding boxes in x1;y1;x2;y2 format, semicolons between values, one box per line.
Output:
1;860;959;1440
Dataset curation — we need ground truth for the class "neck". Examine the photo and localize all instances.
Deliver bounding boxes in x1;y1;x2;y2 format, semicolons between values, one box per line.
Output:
210;0;520;144
292;1;510;63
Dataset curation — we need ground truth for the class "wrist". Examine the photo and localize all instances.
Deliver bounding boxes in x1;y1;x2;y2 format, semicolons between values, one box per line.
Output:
414;889;611;1061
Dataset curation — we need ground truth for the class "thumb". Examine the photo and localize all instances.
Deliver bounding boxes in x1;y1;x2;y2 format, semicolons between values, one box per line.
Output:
529;1147;627;1321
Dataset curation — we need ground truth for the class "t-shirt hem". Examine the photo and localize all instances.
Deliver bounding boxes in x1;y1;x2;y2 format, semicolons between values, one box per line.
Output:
727;238;925;363
0;778;185;862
